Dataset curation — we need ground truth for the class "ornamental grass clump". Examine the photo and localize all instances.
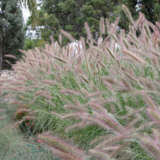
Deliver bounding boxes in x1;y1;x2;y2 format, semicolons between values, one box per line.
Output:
37;132;87;160
1;5;160;160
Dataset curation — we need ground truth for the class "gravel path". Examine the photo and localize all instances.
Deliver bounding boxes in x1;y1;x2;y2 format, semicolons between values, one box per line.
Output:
0;70;15;80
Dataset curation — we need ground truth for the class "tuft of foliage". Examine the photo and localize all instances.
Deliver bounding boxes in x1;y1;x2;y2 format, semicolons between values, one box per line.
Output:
0;102;60;160
24;38;46;50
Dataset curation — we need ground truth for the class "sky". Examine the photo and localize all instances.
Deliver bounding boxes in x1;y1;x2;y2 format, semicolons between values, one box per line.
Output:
22;5;30;24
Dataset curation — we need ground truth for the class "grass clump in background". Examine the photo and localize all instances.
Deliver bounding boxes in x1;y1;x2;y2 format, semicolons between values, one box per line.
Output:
0;5;160;160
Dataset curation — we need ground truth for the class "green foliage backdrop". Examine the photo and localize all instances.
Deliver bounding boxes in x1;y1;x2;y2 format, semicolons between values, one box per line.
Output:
26;0;160;46
31;0;120;42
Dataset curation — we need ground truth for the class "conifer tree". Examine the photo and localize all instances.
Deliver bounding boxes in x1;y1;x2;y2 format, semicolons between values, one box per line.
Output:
0;0;24;69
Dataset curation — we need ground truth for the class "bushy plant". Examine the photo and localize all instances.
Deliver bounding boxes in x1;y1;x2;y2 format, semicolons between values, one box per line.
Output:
1;5;160;160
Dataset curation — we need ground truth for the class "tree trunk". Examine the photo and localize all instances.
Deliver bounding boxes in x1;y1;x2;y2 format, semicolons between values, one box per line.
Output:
0;36;3;70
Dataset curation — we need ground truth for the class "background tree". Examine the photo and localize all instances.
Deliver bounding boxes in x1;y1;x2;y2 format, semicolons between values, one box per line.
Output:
25;0;160;48
139;0;160;23
0;0;24;69
120;0;160;25
28;0;120;44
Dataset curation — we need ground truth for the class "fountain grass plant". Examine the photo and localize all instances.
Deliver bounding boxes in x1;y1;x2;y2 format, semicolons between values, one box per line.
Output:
1;5;160;160
0;102;60;160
